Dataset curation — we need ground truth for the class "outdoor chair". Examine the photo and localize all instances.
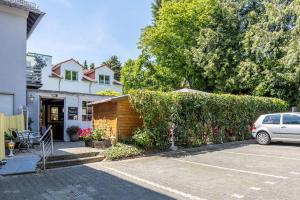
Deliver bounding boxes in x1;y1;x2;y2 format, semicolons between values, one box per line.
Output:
11;129;30;152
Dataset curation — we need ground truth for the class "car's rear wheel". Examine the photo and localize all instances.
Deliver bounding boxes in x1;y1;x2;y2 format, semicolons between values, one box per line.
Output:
256;131;271;145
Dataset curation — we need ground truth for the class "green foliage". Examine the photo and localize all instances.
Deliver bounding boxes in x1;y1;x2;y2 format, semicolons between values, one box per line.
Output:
121;54;181;94
132;128;154;150
104;143;143;160
96;90;120;97
66;126;80;136
92;128;104;141
129;90;288;148
121;0;300;105
102;55;122;81
89;63;95;70
83;60;88;69
4;131;14;140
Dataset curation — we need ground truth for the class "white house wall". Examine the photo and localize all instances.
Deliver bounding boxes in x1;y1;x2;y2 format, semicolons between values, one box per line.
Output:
0;5;29;114
38;60;122;94
27;89;110;141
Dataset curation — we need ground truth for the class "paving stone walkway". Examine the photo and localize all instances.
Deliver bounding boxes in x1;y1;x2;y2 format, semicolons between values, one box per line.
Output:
0;165;173;200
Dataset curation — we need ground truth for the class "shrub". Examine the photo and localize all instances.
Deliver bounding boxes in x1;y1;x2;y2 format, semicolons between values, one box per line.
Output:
96;90;120;97
129;90;288;148
132;128;154;150
105;143;143;160
93;128;104;141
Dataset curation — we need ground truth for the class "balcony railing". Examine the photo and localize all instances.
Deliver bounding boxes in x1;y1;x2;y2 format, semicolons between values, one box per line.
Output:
2;0;40;11
26;64;42;89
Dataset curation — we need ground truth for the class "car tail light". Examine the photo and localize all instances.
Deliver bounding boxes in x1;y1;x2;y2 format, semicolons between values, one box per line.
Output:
251;123;256;131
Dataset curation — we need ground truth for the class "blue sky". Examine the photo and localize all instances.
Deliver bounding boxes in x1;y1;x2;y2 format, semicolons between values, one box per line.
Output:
28;0;153;65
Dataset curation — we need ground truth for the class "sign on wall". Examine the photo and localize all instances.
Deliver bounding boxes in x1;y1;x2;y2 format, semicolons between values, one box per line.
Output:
68;107;78;120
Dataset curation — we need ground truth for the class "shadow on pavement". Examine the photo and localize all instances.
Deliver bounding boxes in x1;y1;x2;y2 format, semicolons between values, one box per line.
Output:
0;165;175;200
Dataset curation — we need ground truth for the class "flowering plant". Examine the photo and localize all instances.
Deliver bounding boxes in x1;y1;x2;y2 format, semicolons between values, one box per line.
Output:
78;128;105;141
78;128;94;141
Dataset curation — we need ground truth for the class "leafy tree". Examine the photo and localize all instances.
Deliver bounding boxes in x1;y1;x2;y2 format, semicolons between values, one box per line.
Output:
102;56;122;81
236;0;300;104
96;90;120;96
141;0;220;88
89;63;95;70
121;54;181;94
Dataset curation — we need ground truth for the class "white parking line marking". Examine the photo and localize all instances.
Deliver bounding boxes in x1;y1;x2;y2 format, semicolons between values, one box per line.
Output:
173;159;288;180
98;164;206;200
289;171;300;175
264;181;276;185
249;187;261;191
232;194;244;199
221;151;300;161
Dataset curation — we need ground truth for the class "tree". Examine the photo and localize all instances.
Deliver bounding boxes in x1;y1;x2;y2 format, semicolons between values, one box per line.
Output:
83;60;88;69
89;63;95;70
121;54;181;93
140;0;220;89
192;0;242;92
102;56;122;81
235;0;300;104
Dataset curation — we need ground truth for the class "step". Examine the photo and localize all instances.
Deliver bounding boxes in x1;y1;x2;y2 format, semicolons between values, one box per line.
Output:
38;155;105;169
47;151;101;161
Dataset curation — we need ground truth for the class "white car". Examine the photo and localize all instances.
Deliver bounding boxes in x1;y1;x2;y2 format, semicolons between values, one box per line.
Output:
252;112;300;145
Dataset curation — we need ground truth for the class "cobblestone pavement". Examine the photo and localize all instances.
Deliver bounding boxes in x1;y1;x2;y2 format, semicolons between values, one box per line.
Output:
1;142;300;200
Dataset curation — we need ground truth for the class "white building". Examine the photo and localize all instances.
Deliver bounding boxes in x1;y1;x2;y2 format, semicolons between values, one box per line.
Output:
26;54;123;141
0;0;44;115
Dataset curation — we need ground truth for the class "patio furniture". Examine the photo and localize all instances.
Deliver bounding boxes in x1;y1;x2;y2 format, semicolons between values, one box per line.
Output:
11;129;41;151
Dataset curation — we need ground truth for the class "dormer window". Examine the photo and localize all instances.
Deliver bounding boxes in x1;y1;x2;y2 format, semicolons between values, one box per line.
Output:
65;70;78;81
99;75;110;85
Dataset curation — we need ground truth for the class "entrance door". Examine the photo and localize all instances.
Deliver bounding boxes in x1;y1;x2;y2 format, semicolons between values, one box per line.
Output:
40;98;64;140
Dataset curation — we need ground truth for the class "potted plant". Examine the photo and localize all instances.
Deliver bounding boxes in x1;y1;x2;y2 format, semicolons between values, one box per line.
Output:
78;128;94;147
78;128;111;149
66;126;80;141
5;131;14;148
92;128;111;149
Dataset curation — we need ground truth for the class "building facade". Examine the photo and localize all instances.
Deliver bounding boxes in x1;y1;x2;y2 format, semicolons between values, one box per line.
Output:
0;0;43;115
26;54;123;141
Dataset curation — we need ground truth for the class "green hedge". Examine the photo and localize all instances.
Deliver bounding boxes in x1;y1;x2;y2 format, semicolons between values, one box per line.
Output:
129;90;288;149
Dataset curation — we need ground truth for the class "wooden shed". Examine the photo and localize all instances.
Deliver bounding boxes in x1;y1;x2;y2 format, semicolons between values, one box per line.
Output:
90;95;143;140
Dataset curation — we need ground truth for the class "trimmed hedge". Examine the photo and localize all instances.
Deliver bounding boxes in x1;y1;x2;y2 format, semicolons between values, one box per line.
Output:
129;90;288;149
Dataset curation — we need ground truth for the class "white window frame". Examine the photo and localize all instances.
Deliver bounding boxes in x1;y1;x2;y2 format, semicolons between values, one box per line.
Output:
99;75;110;85
65;70;78;81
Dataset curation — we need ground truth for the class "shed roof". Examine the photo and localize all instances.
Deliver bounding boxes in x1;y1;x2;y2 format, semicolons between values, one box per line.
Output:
89;95;128;105
0;0;45;38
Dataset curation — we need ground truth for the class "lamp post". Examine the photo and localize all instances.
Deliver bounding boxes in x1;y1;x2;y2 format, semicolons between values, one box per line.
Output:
8;140;15;157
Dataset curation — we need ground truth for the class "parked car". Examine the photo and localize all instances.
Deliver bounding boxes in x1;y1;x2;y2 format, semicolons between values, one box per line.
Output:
252;112;300;145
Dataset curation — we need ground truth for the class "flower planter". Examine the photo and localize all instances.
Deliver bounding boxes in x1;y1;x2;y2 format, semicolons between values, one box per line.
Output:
92;140;111;149
84;140;93;147
84;140;111;149
70;134;79;142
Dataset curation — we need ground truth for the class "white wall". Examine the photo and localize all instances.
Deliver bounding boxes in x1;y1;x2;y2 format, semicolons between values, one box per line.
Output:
39;59;123;94
91;66;123;94
0;5;29;114
27;90;110;141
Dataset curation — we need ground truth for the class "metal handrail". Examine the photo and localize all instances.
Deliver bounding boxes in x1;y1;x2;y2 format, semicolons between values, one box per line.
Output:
39;125;52;142
40;125;54;170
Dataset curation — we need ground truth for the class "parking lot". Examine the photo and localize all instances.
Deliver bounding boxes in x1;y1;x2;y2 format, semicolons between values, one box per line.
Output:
1;141;300;200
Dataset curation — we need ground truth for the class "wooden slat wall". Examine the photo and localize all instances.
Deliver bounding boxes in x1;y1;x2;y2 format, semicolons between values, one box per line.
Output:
93;102;118;138
116;99;143;140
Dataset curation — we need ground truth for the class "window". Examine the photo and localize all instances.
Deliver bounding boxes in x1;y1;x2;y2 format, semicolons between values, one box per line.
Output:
50;106;59;121
65;70;78;81
82;101;92;121
99;75;110;85
283;114;300;125
262;114;281;124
